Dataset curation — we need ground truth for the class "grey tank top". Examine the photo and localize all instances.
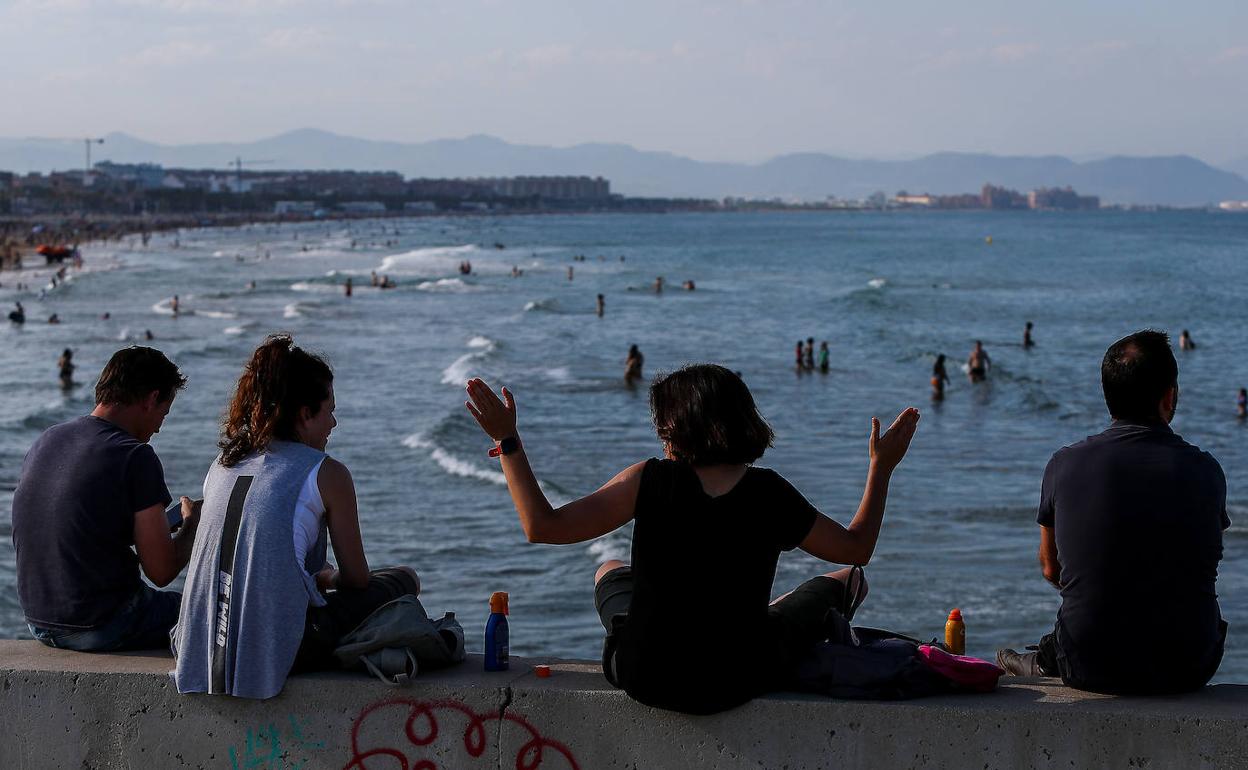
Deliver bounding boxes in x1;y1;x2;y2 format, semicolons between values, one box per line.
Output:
172;441;328;699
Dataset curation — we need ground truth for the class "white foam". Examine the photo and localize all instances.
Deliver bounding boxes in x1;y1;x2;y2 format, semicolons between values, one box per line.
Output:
150;299;175;316
416;278;476;292
223;325;249;336
439;337;496;384
194;309;237;319
289;281;338;294
283;303;303;319
377;244;480;277
543;366;571;383
868;277;888;289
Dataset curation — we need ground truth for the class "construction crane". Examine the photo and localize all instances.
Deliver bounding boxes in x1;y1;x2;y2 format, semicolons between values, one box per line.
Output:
230;157;274;194
27;136;106;184
83;137;104;183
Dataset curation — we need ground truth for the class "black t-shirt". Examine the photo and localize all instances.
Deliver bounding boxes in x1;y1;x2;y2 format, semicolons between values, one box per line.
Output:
615;459;818;713
12;415;171;630
1038;419;1229;692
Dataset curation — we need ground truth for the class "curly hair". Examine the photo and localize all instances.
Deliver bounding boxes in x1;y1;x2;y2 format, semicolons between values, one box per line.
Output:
649;364;773;465
219;334;333;467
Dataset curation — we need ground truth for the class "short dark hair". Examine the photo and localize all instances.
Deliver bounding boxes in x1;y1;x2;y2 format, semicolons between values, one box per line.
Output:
649;364;774;465
1101;330;1177;421
95;346;187;406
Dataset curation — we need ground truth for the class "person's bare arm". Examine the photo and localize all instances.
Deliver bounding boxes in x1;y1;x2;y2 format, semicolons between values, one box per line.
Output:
798;408;920;565
133;496;200;587
319;458;370;590
1039;525;1061;588
465;378;639;544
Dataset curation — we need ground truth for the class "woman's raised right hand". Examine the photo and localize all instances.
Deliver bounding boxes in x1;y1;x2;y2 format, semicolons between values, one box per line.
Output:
465;378;518;441
869;407;920;471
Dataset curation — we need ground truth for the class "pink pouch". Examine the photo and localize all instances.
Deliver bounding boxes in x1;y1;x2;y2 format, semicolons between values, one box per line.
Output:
917;645;1005;692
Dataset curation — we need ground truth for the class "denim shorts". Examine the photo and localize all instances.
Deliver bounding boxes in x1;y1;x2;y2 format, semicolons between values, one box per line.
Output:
29;584;181;653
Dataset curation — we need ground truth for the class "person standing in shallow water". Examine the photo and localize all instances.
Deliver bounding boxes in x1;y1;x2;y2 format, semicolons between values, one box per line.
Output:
1180;329;1196;351
794;341;804;372
931;354;950;400
1237;388;1246;419
817;341;830;374
625;345;644;385
803;338;815;371
596;294;605;318
57;348;75;389
967;340;991;383
1024;322;1035;349
463;365;919;715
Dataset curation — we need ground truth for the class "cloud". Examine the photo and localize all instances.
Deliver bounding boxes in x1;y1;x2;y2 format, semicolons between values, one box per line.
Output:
990;43;1040;63
261;26;331;52
516;44;574;68
121;40;216;68
1216;47;1248;62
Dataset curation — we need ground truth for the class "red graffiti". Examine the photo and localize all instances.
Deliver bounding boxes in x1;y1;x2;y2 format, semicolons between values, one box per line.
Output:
343;697;580;770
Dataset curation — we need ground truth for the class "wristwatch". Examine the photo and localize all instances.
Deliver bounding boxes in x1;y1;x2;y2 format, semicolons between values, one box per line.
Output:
488;435;522;458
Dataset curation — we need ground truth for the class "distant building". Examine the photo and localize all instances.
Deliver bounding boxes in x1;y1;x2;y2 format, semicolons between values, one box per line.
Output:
94;162;167;190
338;201;387;214
894;193;933;206
1028;187;1100;210
981;184;1028;210
477;176;610;200
274;201;318;215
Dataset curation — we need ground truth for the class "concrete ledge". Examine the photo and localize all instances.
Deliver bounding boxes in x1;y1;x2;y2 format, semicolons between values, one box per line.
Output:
1;640;1245;769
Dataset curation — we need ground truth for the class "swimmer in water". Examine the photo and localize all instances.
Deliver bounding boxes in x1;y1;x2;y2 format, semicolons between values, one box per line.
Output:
1180;329;1196;351
1023;321;1035;349
794;340;804;371
597;294;605;318
9;301;25;325
654;276;664;294
625;344;645;385
370;271;379;287
932;354;950;400
345;277;353;297
57;348;74;389
803;338;815;371
818;341;830;374
567;266;574;281
967;341;991;383
144;329;154;341
1238;388;1247;419
682;280;696;291
170;294;180;317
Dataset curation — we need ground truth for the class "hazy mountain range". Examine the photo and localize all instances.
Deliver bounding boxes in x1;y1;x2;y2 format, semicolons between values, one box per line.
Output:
2;130;1247;206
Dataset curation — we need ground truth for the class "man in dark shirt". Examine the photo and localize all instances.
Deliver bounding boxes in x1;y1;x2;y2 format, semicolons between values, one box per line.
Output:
997;330;1229;693
12;346;200;651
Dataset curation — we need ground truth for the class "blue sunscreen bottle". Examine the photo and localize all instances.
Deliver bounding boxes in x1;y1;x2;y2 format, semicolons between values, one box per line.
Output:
484;591;510;671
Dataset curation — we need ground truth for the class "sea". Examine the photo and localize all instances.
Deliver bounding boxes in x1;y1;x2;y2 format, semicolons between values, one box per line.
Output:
0;210;1244;682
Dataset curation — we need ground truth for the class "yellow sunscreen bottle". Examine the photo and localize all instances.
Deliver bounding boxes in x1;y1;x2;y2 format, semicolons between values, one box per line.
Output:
945;608;966;655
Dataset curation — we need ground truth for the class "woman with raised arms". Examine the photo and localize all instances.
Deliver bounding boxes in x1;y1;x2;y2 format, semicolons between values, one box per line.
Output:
465;364;919;714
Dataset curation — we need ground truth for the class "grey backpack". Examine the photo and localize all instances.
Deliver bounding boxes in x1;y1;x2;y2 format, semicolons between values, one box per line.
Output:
333;595;466;685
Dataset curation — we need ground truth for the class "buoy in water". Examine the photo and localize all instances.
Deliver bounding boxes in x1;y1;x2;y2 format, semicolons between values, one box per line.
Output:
985;236;993;244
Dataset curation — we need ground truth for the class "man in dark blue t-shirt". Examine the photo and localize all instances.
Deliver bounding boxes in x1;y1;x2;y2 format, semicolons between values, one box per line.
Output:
12;346;200;651
998;330;1229;694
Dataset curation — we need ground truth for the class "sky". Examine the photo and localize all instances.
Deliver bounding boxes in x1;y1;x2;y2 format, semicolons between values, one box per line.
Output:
1;0;1245;164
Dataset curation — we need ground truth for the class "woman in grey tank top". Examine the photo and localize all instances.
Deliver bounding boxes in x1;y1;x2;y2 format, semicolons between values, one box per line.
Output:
173;335;420;699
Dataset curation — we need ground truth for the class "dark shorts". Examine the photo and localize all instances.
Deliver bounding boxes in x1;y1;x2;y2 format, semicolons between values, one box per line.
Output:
29;584;181;653
593;567;851;687
292;567;420;672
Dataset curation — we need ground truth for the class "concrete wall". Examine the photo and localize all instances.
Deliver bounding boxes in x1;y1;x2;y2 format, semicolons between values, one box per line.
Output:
0;640;1245;769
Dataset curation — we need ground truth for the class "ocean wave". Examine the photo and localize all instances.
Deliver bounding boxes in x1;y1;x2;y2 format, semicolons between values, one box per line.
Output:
416;278;477;293
289;281;340;294
867;277;888;289
402;430;567;505
223;323;253;336
283;302;305;319
523;298;557;312
193;309;237;320
377;244;480;277
440;336;497;385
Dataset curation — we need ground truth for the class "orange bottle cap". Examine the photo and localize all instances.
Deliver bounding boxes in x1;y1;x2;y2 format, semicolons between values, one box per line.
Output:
490;591;509;614
534;665;551;678
948;608;963;621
